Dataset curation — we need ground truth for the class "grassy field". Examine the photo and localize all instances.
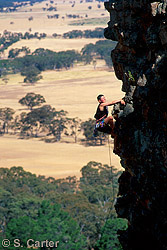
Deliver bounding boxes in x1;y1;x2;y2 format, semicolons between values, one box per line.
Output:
0;135;121;179
0;64;123;178
69;17;109;26
0;0;109;35
0;0;124;179
0;63;123;120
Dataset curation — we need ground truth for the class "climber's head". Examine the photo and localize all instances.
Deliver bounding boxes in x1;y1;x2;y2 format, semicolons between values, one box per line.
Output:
97;94;106;103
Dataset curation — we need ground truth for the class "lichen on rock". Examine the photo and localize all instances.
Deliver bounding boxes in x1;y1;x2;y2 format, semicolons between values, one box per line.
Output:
104;0;167;249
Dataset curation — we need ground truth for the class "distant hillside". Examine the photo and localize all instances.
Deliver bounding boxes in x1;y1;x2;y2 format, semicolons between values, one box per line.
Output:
0;0;44;9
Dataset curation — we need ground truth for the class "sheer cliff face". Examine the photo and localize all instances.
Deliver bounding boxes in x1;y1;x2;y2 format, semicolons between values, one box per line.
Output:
104;0;167;249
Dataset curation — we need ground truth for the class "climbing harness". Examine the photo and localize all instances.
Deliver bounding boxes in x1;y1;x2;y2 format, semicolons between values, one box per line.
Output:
95;119;105;129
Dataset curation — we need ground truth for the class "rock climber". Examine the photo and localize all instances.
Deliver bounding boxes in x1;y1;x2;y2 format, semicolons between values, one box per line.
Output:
94;94;125;137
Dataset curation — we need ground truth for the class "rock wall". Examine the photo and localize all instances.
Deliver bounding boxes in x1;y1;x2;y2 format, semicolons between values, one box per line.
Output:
104;0;167;249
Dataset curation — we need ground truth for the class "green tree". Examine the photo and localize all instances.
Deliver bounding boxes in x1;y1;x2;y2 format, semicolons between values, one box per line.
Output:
81;43;95;56
6;200;87;250
0;163;123;250
81;118;96;144
0;166;56;198
20;104;55;137
0;107;15;133
47;192;104;249
8;48;20;58
10;115;21;134
81;118;107;145
18;112;30;137
0;187;12;234
34;106;67;140
66;117;81;143
84;28;104;38
20;105;67;139
80;161;121;213
81;40;116;68
47;116;67;141
18;92;46;110
21;65;42;83
8;46;31;58
52;176;78;194
1;47;83;75
95;218;128;250
0;169;42;239
63;30;83;39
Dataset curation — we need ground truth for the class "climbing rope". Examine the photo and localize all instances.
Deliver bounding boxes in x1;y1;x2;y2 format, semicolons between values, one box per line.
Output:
108;135;116;211
108;135;112;167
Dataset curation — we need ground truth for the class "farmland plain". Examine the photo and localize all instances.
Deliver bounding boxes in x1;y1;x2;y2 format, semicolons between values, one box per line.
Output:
0;0;124;178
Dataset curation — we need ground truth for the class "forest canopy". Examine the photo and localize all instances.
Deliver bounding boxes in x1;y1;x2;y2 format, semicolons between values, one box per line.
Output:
0;162;127;249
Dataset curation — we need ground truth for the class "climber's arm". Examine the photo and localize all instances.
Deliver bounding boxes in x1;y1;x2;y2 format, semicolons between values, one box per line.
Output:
101;99;125;107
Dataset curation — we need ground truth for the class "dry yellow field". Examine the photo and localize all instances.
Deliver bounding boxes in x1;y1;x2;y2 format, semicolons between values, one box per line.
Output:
0;0;124;179
0;64;123;120
0;65;124;178
0;135;121;179
0;0;109;35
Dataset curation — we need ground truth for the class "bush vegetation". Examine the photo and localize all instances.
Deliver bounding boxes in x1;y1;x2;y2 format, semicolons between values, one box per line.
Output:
0;40;116;84
0;30;47;53
0;162;127;249
0;49;82;83
63;27;104;39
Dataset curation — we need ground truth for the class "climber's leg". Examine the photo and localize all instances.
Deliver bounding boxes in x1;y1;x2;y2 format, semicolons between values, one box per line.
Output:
104;116;115;137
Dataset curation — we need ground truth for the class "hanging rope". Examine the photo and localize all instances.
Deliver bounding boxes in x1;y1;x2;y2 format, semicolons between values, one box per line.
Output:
108;135;112;167
108;135;115;210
